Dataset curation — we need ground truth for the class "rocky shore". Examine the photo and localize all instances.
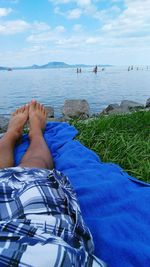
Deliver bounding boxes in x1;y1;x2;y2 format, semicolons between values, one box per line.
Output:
0;98;149;133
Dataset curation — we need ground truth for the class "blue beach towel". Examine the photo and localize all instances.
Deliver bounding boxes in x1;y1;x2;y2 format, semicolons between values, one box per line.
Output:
15;122;150;267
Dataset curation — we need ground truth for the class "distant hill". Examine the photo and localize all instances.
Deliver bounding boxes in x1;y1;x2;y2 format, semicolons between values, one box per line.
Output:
0;66;9;70
40;62;70;68
98;64;113;67
0;61;113;70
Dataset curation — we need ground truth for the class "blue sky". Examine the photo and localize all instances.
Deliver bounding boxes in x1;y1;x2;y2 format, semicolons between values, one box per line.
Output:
0;0;150;66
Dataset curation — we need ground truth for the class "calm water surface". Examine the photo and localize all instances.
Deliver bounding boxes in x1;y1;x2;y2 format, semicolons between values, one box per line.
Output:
0;67;149;116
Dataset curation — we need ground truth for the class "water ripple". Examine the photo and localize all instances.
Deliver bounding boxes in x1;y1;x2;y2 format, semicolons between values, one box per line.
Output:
0;67;149;116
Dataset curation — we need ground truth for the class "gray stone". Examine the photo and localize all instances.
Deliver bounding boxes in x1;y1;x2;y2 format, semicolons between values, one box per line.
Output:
109;107;129;114
146;98;150;108
103;103;120;113
120;100;144;111
101;103;127;115
47;117;68;122
0;116;9;133
90;113;100;118
101;100;146;115
45;106;54;118
62;100;90;119
106;104;120;111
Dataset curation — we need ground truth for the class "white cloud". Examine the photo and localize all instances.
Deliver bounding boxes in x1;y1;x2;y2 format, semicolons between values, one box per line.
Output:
75;0;91;7
26;25;66;44
27;32;55;43
0;20;52;35
32;22;50;32
54;6;83;19
73;24;82;31
50;0;95;19
0;8;12;17
0;20;31;34
26;28;103;51
55;25;66;32
49;0;70;4
86;37;100;44
101;0;150;38
49;0;91;6
1;0;150;65
1;32;150;66
67;8;82;19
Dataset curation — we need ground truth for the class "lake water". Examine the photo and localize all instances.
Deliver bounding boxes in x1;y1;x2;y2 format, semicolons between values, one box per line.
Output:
0;67;149;117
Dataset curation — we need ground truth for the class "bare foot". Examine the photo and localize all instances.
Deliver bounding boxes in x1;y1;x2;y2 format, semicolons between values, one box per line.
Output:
28;100;47;138
0;105;28;168
6;104;29;140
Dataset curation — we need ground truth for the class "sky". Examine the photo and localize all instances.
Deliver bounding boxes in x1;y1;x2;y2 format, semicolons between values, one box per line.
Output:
0;0;150;66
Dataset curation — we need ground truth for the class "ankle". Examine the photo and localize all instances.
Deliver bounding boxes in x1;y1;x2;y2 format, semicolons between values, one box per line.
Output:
29;129;43;140
4;130;20;141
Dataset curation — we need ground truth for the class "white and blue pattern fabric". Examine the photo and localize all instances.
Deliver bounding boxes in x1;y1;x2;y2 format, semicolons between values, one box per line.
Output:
0;167;107;267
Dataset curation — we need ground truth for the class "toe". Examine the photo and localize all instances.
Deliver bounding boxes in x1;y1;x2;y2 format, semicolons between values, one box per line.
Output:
25;104;29;113
37;102;41;110
31;99;36;104
16;108;20;114
43;106;46;115
23;105;27;113
40;104;44;112
19;107;23;112
20;106;24;113
30;100;37;110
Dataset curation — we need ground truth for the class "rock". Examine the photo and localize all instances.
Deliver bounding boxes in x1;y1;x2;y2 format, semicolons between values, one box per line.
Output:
105;104;120;112
62;100;90;119
45;106;54;118
102;103;120;114
90;113;100;118
101;100;145;115
101;103;127;115
0;116;9;133
120;100;144;111
146;98;150;108
47;117;68;122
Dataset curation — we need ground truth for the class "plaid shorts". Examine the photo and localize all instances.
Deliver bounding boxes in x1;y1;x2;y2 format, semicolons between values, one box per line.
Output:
0;167;107;267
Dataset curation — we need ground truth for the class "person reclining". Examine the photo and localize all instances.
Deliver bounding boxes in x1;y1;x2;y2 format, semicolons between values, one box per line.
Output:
0;100;107;267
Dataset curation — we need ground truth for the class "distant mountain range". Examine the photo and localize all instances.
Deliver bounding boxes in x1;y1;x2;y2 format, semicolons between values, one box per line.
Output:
0;61;113;71
0;66;9;70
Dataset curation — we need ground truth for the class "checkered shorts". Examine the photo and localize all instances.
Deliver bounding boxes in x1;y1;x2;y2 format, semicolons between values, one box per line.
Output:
0;167;107;267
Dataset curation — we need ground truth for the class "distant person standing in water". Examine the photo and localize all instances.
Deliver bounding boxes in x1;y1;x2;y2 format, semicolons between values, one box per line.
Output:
93;65;98;73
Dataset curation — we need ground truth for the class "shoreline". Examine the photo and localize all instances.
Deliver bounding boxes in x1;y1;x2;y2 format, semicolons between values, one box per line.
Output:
0;97;149;133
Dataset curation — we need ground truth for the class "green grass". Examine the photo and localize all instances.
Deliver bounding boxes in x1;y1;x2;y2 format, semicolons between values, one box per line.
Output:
71;111;150;183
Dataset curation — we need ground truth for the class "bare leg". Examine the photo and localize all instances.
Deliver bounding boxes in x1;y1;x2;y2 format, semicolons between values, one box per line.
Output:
19;100;54;170
0;105;29;168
